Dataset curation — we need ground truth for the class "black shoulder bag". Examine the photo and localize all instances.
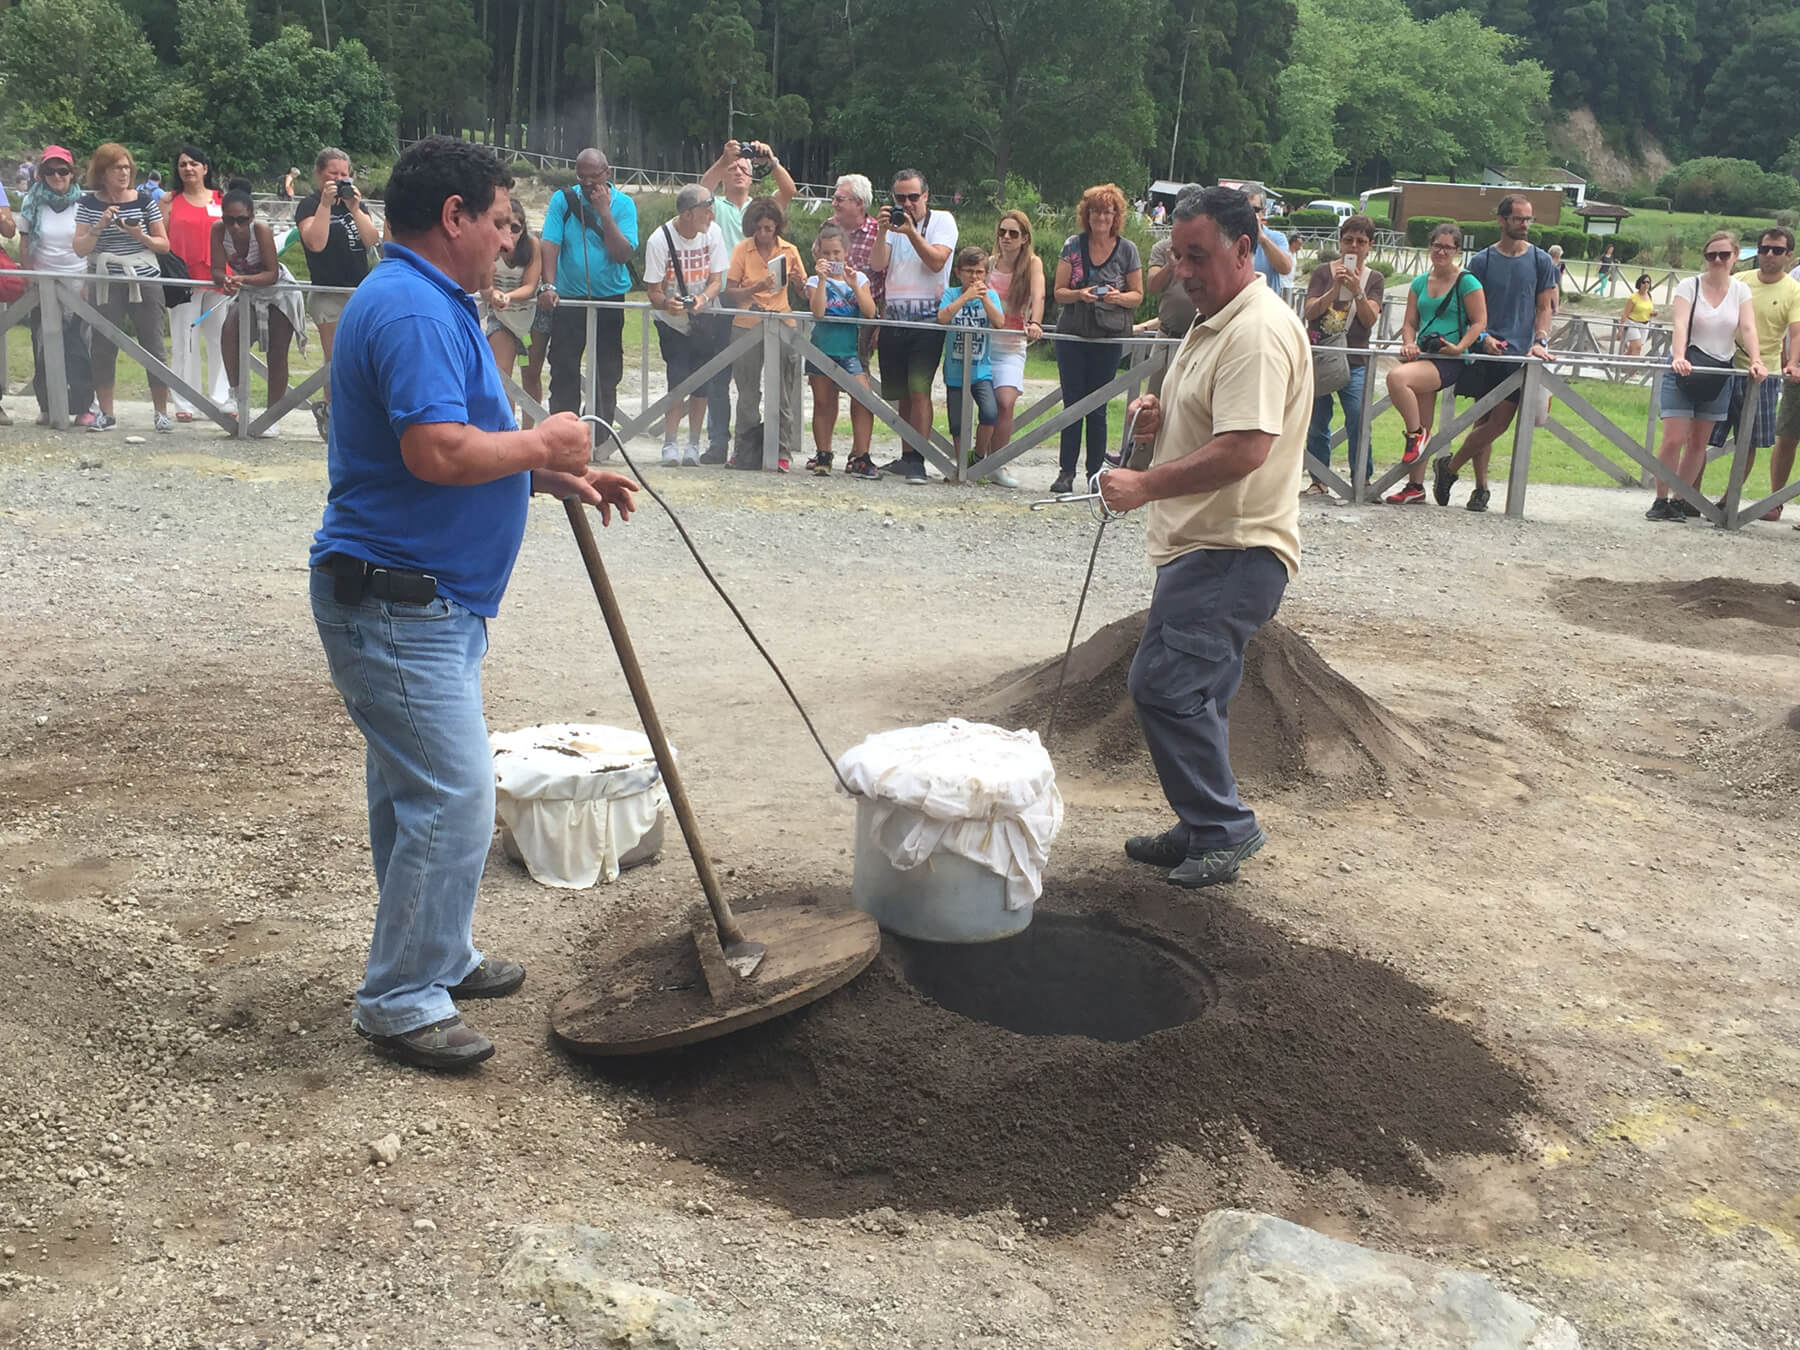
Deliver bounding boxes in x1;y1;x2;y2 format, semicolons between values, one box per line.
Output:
563;186;643;294
149;193;193;309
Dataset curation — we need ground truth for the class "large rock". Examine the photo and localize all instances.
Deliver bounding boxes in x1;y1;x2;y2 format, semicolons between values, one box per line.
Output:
1190;1210;1579;1350
501;1224;704;1348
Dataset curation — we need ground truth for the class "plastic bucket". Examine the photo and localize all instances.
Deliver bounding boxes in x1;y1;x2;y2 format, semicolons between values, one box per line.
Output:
849;797;1032;943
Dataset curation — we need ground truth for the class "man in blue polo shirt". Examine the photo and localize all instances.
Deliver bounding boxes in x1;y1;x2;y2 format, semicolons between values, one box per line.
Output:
536;148;639;424
310;135;637;1071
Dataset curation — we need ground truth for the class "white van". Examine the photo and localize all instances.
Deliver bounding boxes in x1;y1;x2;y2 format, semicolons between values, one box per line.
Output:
1308;199;1358;221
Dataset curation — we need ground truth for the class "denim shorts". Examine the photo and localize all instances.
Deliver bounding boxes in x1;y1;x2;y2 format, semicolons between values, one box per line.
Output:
1658;367;1733;423
946;379;998;435
806;351;864;378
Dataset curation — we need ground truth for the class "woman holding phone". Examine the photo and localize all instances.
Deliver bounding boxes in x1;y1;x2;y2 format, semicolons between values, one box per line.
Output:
1300;213;1384;492
723;196;805;469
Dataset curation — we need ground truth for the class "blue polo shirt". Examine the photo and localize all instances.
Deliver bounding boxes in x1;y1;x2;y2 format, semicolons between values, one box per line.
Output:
310;242;526;617
541;186;639;298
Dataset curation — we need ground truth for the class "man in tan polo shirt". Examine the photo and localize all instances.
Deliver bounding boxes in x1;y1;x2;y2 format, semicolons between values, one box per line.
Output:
1098;186;1313;888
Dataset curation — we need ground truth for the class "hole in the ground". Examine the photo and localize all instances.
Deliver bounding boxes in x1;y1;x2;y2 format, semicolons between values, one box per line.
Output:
887;911;1214;1041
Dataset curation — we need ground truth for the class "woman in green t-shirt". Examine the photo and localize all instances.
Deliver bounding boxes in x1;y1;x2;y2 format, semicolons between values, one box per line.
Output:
1385;222;1488;504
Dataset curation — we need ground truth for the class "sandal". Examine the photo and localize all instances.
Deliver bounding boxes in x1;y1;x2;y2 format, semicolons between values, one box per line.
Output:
1299;480;1329;497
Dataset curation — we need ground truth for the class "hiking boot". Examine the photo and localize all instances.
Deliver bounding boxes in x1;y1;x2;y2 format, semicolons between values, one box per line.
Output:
1125;830;1187;869
1399;429;1426;465
1049;474;1075;496
1386;482;1426;505
808;452;833;475
1432;456;1457;506
1465;484;1491;513
356;1015;495;1070
845;455;881;480
449;956;525;999
1166;829;1267;889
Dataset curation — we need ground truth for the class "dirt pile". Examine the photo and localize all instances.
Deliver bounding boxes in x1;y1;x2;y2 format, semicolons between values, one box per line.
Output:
1553;576;1800;656
971;613;1428;795
595;872;1537;1233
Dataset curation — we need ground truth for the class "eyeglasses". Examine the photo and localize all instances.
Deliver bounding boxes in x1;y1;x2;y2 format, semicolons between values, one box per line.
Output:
1759;244;1790;255
1429;242;1457;251
893;191;923;203
996;227;1022;238
1704;250;1734;262
831;192;857;202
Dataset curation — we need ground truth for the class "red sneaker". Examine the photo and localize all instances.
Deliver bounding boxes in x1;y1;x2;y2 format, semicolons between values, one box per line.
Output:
1399;430;1426;466
1386;482;1426;504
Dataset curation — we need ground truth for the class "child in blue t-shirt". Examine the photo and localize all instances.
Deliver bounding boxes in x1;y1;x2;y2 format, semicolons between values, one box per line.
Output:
936;245;1006;455
804;223;879;476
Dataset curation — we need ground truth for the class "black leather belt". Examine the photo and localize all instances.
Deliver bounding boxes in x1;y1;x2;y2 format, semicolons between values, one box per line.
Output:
318;553;438;605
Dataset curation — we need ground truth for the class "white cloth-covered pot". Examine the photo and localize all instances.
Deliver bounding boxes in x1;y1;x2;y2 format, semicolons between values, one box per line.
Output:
491;723;670;888
835;719;1063;910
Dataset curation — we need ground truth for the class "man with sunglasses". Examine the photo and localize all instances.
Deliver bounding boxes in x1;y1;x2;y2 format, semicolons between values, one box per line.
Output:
1705;228;1800;512
1435;196;1557;512
872;169;958;483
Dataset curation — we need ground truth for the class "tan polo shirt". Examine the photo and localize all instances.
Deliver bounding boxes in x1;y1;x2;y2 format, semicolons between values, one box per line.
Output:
1145;278;1313;578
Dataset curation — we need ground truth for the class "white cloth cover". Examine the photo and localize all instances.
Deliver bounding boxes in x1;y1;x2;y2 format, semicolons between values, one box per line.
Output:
491;723;670;889
835;719;1063;910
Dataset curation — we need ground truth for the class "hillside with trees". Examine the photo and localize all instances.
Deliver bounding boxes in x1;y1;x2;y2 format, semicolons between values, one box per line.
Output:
0;0;1792;201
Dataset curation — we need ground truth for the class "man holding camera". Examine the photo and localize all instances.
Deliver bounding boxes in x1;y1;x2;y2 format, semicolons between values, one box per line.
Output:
644;184;728;466
695;140;796;462
1242;184;1293;295
297;148;378;439
871;169;958;483
1435;196;1557;512
310;136;637;1070
537;148;640;425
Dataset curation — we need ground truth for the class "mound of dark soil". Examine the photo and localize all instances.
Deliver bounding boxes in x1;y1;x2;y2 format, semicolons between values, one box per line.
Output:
970;613;1428;795
589;873;1537;1233
1553;576;1800;655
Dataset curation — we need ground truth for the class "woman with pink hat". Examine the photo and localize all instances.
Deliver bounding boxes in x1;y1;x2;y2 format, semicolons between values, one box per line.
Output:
15;144;95;427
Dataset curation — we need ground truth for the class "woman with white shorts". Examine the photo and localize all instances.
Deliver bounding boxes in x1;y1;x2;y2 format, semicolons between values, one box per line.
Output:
981;209;1045;488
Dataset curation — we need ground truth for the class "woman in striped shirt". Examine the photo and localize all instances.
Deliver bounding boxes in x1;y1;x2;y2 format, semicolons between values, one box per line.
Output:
73;142;173;433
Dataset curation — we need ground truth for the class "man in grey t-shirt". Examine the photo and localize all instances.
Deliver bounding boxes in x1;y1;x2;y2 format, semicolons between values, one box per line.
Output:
1437;196;1557;512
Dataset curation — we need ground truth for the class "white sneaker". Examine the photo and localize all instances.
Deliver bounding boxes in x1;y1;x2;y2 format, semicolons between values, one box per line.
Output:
681;444;700;467
660;441;680;466
990;465;1020;488
153;411;173;433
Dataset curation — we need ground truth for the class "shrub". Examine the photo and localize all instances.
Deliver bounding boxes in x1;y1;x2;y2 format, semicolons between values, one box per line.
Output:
538;165;578;190
1283;208;1342;229
1606;234;1643;263
1404;216;1455;247
1662;232;1684;268
1656;158;1799;215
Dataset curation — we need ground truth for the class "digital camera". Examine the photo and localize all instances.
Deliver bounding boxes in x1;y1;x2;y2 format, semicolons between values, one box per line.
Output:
1419;333;1448;353
888;205;908;227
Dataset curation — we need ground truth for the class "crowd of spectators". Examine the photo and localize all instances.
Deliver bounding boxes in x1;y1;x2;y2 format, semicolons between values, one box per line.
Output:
5;139;1800;524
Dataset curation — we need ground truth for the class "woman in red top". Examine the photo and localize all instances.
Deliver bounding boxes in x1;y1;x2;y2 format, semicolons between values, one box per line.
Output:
163;144;230;420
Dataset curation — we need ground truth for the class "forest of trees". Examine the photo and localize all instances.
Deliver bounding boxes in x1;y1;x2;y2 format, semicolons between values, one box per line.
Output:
2;0;1797;198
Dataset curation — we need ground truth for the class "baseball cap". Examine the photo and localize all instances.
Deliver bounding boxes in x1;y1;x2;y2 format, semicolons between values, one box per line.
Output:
675;184;713;213
39;145;74;167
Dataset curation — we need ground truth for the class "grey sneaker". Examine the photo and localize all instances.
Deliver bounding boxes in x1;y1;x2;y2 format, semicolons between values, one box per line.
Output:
355;1015;494;1070
1466;485;1491;513
1125;830;1187;869
311;401;331;441
448;956;525;1000
681;444;701;467
660;441;680;466
89;412;117;433
153;411;173;433
1166;828;1267;889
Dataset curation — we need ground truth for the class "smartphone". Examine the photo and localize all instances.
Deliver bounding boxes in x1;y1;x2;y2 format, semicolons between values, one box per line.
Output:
770;256;786;289
1092;285;1112;297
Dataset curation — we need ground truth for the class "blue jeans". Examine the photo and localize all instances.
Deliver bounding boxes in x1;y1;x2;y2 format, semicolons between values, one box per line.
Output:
310;568;493;1036
1307;363;1369;480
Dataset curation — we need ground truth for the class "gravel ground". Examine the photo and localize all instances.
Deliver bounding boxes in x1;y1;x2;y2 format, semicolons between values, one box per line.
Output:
1;410;1798;1350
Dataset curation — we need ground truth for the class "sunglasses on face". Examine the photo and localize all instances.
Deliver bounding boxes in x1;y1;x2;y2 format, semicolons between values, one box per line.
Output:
997;227;1022;238
893;191;923;203
1705;250;1733;262
42;166;72;176
222;214;253;225
1759;244;1790;255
